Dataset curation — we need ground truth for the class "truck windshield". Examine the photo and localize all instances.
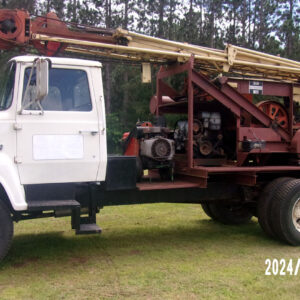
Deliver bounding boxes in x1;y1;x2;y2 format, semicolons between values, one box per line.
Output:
0;62;16;110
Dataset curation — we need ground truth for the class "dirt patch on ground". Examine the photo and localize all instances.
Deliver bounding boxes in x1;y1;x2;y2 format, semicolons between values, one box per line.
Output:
68;256;88;265
12;256;40;268
129;249;141;255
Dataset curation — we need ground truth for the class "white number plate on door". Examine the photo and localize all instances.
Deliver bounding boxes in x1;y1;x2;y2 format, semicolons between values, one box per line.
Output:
33;135;84;160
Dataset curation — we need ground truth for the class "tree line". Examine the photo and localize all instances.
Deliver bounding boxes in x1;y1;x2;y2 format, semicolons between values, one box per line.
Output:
0;0;299;151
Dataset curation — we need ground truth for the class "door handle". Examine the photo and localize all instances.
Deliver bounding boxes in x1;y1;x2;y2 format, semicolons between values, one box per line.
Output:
100;128;106;135
79;130;99;136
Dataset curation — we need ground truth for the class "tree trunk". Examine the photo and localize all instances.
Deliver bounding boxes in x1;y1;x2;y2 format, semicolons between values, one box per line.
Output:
252;1;258;48
168;0;174;40
233;3;237;44
248;0;252;46
188;0;193;41
286;0;294;57
72;0;77;22
158;0;165;38
209;8;215;48
122;71;129;124
199;0;203;41
104;0;112;113
123;0;129;123
241;0;247;46
258;0;264;50
123;0;128;29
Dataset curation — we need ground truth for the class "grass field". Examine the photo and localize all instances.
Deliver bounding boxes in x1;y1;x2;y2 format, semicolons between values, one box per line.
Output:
1;203;300;299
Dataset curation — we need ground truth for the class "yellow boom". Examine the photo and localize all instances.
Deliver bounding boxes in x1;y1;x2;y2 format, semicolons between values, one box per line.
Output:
31;28;300;82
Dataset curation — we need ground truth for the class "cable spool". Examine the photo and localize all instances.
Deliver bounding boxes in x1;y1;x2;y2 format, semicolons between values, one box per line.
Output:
257;100;288;129
0;9;28;49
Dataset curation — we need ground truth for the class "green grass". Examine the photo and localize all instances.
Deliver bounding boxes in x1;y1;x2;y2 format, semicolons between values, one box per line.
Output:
1;203;300;299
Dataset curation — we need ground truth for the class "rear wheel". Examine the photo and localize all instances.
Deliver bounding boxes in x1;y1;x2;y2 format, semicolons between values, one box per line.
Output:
0;201;13;261
204;202;252;225
257;177;293;237
270;179;300;245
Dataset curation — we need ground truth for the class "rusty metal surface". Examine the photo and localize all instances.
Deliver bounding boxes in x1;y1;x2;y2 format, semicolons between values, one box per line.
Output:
32;13;116;44
229;78;299;97
219;79;290;141
0;9;30;49
191;70;241;116
187;57;194;169
193;165;300;173
137;180;202;191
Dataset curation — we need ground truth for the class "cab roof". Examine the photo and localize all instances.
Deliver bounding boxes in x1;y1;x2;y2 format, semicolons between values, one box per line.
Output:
11;55;102;67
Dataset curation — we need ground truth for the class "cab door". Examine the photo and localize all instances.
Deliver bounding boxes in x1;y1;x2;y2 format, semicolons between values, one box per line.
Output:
16;64;101;184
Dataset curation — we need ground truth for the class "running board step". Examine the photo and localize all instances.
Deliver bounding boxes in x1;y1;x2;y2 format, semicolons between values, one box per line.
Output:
76;223;102;235
27;200;80;211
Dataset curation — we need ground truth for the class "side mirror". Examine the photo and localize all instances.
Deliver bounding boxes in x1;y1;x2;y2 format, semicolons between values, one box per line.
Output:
36;58;49;101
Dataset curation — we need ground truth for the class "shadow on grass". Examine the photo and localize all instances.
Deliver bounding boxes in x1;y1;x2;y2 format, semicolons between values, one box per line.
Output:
1;218;286;270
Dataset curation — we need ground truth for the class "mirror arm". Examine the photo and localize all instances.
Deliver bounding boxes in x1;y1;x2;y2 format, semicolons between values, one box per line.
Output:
36;100;44;115
20;58;48;115
20;60;37;114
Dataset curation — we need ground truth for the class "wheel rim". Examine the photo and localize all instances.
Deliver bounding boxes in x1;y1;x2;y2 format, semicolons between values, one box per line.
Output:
292;198;300;232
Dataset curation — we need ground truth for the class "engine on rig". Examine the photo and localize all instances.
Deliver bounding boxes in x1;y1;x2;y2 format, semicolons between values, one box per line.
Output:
122;121;175;180
122;112;224;181
174;112;224;158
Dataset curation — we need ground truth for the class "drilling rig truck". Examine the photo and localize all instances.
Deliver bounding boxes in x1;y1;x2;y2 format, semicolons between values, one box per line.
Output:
1;9;300;260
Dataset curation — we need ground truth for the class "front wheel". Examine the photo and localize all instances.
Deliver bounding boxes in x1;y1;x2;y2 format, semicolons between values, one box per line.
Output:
0;201;13;261
205;202;252;225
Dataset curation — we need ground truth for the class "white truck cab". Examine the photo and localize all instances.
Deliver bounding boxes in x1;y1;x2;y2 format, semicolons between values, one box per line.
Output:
0;56;107;212
0;55;140;261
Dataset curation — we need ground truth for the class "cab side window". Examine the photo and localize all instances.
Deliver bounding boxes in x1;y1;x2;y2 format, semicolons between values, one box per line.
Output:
23;68;92;112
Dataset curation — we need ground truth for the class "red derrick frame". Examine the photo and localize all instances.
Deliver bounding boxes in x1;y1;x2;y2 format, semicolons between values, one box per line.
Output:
153;57;300;187
0;9;116;55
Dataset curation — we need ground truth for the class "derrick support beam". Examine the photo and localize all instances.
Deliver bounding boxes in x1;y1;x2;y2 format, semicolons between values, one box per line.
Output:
159;81;180;98
228;79;295;97
156;61;192;115
191;70;241;116
187;57;194;169
157;61;193;79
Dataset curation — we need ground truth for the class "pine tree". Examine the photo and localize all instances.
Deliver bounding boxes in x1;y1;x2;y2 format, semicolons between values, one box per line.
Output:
275;0;300;59
1;0;36;12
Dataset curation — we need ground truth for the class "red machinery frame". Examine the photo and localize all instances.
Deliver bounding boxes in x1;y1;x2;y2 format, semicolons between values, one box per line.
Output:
0;9;116;55
152;57;300;188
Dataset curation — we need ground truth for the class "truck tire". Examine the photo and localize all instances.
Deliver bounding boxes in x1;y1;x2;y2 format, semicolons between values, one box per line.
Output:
270;179;300;245
0;201;13;261
207;202;252;225
257;177;293;238
201;203;213;218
